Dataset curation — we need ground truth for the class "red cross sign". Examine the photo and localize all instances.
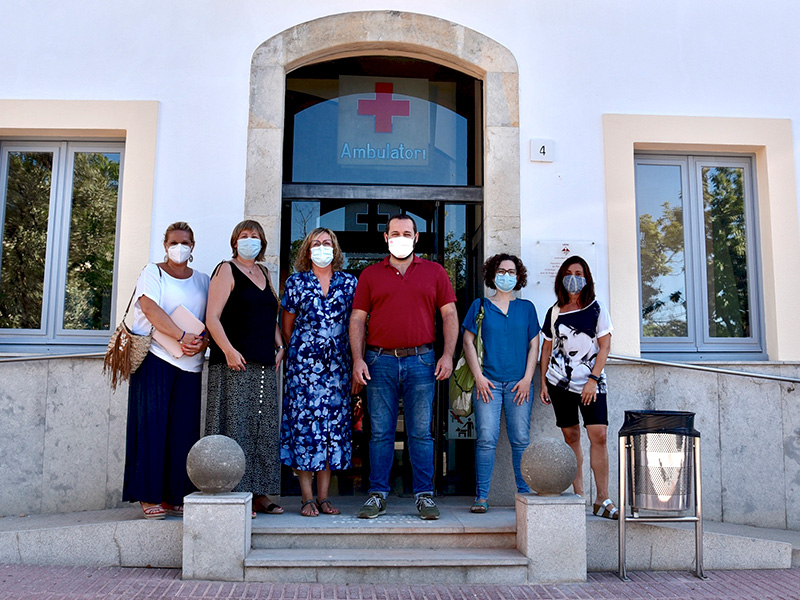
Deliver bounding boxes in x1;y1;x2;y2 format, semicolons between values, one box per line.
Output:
357;82;410;133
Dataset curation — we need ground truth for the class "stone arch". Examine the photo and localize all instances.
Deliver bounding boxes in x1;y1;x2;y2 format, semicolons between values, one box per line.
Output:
246;11;520;272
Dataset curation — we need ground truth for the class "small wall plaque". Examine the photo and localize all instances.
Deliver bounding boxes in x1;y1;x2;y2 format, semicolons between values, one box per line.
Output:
530;138;554;162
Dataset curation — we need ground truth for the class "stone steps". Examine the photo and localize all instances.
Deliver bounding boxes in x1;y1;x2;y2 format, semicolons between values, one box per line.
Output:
252;529;516;550
251;521;516;550
244;548;529;584
246;499;524;583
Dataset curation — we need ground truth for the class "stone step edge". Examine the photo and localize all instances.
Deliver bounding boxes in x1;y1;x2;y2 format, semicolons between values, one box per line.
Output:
251;525;516;535
245;547;528;568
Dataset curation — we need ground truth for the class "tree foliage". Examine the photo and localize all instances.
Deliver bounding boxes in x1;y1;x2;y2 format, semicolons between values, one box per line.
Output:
444;230;466;294
63;152;120;330
639;200;687;337
0;152;51;329
703;167;749;338
0;150;119;331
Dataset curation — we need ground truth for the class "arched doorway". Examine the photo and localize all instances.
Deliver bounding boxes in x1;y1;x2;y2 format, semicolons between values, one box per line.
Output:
246;11;520;498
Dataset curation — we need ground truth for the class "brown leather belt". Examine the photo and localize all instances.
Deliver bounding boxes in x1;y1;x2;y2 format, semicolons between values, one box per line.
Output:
367;344;433;358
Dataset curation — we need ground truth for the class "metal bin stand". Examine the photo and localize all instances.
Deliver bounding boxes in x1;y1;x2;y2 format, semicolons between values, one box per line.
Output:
618;410;706;581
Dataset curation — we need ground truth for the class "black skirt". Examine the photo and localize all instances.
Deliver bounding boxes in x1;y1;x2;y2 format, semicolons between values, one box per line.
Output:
122;352;202;505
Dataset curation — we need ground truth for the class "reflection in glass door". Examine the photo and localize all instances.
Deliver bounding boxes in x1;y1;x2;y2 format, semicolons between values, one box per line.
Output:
279;199;482;497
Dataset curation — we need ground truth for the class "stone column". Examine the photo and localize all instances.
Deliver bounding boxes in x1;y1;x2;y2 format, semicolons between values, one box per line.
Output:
515;493;586;583
182;492;252;581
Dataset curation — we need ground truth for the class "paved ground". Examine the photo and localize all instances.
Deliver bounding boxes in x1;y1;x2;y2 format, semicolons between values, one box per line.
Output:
1;565;799;599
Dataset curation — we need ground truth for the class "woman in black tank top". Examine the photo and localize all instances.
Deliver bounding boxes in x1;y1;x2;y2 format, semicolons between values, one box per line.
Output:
205;220;286;516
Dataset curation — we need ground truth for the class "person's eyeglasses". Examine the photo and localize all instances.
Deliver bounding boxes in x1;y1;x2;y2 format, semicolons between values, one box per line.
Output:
496;268;517;276
311;241;333;248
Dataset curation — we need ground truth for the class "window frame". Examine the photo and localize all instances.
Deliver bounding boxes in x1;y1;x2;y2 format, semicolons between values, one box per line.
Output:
635;152;765;360
0;139;125;352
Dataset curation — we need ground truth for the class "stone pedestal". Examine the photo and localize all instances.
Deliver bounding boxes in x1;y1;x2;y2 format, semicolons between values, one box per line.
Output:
516;493;586;583
182;492;252;581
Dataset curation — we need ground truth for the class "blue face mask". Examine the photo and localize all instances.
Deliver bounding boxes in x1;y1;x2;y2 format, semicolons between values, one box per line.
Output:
237;237;262;260
563;275;587;294
495;273;517;292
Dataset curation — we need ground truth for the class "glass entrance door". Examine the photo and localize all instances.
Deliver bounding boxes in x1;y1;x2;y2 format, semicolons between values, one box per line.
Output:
279;197;482;497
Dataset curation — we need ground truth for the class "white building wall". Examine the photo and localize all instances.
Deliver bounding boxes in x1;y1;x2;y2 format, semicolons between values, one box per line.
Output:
3;1;798;290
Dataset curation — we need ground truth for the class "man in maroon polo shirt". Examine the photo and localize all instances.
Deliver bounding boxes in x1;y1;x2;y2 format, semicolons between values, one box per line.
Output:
350;213;458;520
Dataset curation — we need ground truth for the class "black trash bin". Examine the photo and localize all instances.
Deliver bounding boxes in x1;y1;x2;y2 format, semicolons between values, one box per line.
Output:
619;410;700;512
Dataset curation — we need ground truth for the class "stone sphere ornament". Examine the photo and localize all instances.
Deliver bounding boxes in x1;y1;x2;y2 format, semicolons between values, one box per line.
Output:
520;437;578;495
186;435;246;494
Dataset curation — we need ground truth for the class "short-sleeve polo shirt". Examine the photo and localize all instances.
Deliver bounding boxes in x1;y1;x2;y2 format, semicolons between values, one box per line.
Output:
352;255;457;349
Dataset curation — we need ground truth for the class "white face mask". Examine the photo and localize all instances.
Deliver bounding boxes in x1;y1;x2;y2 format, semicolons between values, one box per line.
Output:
310;245;334;268
237;237;261;261
167;243;192;264
388;236;415;260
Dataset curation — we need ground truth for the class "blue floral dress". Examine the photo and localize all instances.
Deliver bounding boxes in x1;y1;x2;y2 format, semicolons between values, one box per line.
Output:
280;270;357;472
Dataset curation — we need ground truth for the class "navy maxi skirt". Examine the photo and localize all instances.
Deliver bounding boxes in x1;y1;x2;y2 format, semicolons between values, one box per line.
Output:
122;352;202;506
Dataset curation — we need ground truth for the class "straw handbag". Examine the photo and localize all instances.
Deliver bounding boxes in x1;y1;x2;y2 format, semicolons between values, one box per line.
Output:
103;268;158;390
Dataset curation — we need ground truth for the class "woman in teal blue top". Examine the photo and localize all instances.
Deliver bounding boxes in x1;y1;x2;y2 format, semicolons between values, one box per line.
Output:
461;254;540;513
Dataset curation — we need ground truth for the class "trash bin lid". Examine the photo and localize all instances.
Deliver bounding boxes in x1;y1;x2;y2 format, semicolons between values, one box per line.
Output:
618;410;700;437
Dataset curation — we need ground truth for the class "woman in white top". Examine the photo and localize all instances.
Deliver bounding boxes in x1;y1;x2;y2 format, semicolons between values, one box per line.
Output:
122;221;210;520
539;255;617;519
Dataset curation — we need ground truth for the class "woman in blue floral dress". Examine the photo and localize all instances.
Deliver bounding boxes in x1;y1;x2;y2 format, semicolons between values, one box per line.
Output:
280;228;357;516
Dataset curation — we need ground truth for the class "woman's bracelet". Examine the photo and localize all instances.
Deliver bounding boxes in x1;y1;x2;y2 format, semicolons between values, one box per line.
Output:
178;331;186;343
587;373;601;383
275;345;286;352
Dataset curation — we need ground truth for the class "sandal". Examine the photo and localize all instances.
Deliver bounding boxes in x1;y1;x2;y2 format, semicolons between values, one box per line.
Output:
470;500;489;514
140;502;165;520
301;498;319;517
254;496;284;515
316;498;341;515
161;503;183;517
593;498;619;520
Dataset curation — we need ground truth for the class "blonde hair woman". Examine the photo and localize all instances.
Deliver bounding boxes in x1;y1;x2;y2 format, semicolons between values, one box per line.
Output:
280;228;357;516
123;222;210;520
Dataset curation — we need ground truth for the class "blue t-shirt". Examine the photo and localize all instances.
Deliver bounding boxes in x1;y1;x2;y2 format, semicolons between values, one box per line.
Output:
461;297;541;383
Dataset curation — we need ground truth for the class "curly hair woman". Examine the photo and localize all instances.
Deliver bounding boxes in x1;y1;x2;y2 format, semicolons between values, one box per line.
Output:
461;253;540;513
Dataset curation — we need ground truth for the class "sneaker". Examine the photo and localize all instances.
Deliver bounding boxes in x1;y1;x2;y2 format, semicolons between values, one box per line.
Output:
415;493;440;520
357;493;387;519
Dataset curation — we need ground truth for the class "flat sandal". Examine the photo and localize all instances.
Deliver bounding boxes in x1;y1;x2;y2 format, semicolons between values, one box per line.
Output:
593;498;619;520
316;498;341;515
301;498;319;517
140;502;165;520
470;500;489;514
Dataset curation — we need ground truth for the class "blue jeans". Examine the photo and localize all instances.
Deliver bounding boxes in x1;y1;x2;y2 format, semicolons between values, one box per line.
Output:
473;378;532;500
365;349;436;497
